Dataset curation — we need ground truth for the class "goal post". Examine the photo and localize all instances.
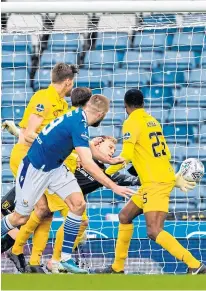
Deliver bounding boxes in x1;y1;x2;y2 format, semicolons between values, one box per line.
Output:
1;1;206;275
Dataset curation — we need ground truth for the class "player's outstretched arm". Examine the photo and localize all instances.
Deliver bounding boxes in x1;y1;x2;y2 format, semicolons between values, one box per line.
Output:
2;120;20;137
75;147;134;199
89;140;125;165
23;114;44;145
175;171;196;192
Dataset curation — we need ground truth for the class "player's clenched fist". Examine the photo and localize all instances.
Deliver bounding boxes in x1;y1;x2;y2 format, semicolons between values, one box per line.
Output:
111;185;135;199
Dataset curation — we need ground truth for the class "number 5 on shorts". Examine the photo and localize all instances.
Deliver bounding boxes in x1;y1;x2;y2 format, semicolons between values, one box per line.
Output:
143;193;147;204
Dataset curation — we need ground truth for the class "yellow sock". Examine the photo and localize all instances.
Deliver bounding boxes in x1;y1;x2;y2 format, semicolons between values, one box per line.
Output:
29;216;52;265
52;224;64;262
12;211;41;255
52;221;88;262
156;230;200;269
112;223;134;272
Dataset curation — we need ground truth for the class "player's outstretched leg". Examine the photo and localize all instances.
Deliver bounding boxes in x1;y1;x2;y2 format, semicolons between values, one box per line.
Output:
94;200;142;274
145;211;206;275
58;192;88;274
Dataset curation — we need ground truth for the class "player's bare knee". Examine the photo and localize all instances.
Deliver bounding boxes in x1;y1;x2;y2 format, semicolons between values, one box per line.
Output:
35;205;51;220
10;212;29;227
147;226;162;241
119;210;130;224
71;200;86;215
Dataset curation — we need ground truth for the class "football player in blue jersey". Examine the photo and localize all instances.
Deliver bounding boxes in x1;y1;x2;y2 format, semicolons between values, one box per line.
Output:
1;94;134;274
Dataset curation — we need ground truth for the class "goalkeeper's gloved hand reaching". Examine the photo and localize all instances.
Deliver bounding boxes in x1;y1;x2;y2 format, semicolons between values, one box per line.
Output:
175;171;196;192
2;120;20;137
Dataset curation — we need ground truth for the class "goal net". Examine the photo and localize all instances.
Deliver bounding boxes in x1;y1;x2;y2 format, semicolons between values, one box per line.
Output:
1;10;206;274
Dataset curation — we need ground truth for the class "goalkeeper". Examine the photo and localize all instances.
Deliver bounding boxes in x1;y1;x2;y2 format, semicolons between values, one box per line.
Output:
95;89;206;275
2;130;139;273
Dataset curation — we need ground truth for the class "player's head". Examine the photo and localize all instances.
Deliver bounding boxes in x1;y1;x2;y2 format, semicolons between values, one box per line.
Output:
71;87;92;107
84;94;110;127
51;63;79;97
95;136;117;158
124;89;144;115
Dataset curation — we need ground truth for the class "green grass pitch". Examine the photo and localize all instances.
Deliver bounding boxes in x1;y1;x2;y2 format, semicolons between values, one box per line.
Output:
1;274;206;290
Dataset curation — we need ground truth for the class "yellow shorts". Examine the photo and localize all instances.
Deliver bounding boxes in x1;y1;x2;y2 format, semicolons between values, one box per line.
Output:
10;144;30;177
45;192;88;221
131;182;175;213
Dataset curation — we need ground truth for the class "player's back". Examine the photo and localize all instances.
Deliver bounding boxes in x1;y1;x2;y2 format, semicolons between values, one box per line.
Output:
28;108;89;172
129;109;175;184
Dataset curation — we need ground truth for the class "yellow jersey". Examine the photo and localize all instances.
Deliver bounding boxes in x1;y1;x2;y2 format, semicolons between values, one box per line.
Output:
19;84;74;133
106;108;175;184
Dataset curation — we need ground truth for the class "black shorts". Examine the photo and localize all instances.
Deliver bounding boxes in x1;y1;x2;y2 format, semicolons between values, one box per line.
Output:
1;186;16;216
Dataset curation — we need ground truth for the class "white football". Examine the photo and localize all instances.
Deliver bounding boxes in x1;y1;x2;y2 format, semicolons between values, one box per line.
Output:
180;158;205;182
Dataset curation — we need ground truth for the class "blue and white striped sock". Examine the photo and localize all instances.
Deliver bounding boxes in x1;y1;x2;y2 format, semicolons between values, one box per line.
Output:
61;212;82;262
1;215;14;237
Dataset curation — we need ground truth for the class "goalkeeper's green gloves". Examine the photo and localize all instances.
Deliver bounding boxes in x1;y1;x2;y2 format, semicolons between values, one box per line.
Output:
175;171;196;192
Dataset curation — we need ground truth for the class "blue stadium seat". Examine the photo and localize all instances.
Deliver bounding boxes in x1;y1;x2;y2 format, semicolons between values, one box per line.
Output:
110;69;150;87
76;69;110;89
1;105;25;121
2;131;17;144
87;190;115;203
47;33;83;52
169;202;196;212
163;124;195;144
168;107;205;124
181;145;206;171
40;50;78;68
2;144;13;161
121;51;161;69
185;69;206;87
2;183;14;196
2;51;32;71
2;163;14;183
95;32;128;50
170;188;196;202
133;31;173;52
84;50;119;70
143;14;176;25
167;144;183;162
102;87;127;101
87;203;119;219
145;107;169;124
2;69;30;88
89;126;121;139
175;87;206;107
200;49;206;68
200;125;206;143
1;34;32;52
152;68;185;86
142;86;173;108
34;69;51;90
2;87;33;105
163;51;196;70
101;112;124;126
200;185;206;198
171;32;205;51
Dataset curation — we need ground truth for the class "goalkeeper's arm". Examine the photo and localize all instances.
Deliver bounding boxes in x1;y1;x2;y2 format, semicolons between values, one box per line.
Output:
2;120;20;137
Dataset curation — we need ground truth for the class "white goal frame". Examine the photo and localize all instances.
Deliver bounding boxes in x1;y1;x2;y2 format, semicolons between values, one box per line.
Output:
2;1;206;13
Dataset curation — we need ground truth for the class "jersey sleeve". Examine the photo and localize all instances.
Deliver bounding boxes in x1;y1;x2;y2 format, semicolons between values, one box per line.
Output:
72;121;90;148
29;92;51;118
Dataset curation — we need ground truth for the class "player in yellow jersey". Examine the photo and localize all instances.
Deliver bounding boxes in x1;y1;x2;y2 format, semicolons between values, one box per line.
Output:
95;89;206;275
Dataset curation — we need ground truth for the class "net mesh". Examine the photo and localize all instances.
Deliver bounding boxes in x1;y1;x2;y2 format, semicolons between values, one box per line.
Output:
1;12;206;274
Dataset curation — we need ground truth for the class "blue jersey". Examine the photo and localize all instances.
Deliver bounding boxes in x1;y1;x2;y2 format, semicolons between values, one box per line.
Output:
28;108;89;172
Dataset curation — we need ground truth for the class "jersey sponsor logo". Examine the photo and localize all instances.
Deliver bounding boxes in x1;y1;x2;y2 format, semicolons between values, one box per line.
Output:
36;104;44;112
81;132;89;141
2;200;10;210
147;121;157;127
123;132;131;140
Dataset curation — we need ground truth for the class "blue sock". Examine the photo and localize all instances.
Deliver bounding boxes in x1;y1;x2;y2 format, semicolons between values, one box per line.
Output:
61;213;82;261
1;215;14;237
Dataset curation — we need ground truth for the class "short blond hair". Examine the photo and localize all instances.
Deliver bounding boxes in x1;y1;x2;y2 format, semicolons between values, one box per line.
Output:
100;135;117;144
86;94;110;114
